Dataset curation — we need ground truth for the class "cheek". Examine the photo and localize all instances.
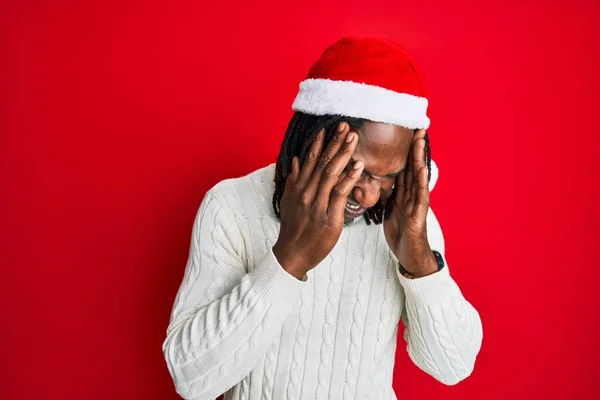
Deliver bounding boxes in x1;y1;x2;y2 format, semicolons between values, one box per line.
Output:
380;178;396;202
382;177;396;193
381;191;393;204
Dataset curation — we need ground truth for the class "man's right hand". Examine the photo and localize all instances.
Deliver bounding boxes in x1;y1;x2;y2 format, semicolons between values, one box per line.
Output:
272;122;364;280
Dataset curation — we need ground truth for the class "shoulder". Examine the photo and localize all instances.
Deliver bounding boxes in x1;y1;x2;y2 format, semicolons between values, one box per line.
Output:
207;164;277;220
429;159;439;192
427;159;444;252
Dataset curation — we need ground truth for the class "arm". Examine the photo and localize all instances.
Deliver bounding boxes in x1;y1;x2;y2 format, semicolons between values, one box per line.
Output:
397;208;483;385
383;131;482;384
162;190;306;400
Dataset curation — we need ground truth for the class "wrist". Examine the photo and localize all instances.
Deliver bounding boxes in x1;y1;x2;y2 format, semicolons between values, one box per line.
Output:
272;244;309;280
399;251;439;279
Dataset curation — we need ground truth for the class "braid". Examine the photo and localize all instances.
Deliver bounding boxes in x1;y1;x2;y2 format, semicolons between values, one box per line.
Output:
273;112;432;225
425;131;432;181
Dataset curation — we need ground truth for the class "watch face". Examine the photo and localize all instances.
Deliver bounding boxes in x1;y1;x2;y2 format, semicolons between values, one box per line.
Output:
432;250;445;270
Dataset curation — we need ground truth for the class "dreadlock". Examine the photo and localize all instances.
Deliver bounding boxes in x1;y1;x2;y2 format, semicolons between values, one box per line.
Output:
273;111;431;225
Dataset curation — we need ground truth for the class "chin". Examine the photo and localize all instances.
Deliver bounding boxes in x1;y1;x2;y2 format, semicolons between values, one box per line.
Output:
343;210;366;223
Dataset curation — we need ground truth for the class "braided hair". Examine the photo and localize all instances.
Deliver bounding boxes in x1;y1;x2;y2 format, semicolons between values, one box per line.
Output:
273;112;431;225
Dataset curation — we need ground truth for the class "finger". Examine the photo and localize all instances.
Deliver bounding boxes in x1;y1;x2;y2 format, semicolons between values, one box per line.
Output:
284;156;300;195
412;130;427;170
314;131;359;209
393;170;406;211
304;122;350;200
327;160;364;219
406;132;426;204
407;167;419;215
411;137;427;203
413;139;426;171
404;149;414;205
414;128;426;141
412;164;430;222
297;128;325;188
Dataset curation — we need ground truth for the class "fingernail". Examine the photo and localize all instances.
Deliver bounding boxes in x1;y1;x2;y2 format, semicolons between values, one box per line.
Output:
338;122;347;132
346;132;355;143
353;160;363;169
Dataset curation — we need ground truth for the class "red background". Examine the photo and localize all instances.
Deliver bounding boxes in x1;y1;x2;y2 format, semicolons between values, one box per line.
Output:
2;0;599;399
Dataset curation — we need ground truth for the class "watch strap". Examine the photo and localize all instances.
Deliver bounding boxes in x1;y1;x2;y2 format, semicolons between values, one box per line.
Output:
398;250;445;279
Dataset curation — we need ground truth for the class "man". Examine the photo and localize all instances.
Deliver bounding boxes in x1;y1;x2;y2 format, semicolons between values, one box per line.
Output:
163;36;483;400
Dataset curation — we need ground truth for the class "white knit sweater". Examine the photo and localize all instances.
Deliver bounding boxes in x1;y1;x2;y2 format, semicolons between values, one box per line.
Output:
163;163;482;400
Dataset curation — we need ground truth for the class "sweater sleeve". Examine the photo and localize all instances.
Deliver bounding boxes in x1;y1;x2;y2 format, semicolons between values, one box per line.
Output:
395;208;483;385
162;190;306;400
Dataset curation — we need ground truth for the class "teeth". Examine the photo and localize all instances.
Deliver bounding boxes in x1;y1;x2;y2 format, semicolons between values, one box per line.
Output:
346;202;360;211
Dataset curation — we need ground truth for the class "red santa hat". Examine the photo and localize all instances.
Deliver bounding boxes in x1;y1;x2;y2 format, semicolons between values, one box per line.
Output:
292;36;430;130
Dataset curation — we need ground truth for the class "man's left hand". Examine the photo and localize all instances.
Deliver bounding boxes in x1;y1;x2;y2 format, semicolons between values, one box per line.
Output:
383;129;438;278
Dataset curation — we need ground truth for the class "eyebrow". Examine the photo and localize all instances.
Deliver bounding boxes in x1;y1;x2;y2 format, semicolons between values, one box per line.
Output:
350;157;404;179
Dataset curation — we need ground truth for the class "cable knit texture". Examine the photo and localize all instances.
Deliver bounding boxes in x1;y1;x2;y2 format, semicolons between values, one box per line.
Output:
163;163;482;400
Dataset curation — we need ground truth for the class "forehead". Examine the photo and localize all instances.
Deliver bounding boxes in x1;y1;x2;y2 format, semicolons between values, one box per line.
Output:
353;121;413;175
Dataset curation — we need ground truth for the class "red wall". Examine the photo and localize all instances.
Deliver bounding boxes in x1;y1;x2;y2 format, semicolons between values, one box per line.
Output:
2;0;599;398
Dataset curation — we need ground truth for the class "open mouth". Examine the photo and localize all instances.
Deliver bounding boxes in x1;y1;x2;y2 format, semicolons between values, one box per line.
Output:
344;199;366;219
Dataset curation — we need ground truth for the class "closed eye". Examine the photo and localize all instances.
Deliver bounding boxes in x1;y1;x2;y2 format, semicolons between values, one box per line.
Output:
347;158;404;179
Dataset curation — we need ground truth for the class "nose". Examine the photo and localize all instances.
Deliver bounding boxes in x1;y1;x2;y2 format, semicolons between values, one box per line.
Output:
351;177;382;209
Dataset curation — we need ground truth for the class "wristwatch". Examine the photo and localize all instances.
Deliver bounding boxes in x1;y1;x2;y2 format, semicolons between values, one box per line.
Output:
398;250;445;279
